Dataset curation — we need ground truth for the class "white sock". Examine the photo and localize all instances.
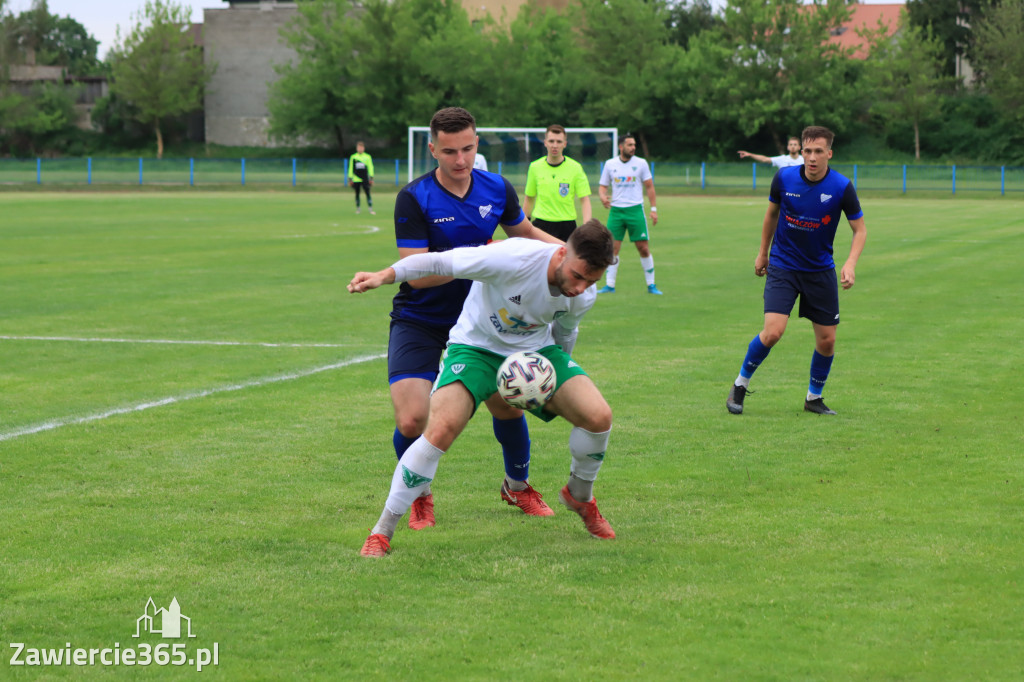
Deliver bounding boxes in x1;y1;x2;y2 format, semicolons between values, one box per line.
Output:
383;437;444;517
641;256;655;286
605;261;619;288
807;390;822;401
567;427;611;502
735;375;750;388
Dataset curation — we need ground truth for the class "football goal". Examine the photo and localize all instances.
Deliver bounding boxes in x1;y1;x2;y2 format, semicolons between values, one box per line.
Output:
407;127;618;185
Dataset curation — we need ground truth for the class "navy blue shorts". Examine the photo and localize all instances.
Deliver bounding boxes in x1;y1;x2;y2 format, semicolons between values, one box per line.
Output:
387;317;451;384
763;265;840;326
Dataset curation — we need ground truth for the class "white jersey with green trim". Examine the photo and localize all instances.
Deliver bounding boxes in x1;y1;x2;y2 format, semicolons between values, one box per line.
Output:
599;155;652;208
447;238;596;355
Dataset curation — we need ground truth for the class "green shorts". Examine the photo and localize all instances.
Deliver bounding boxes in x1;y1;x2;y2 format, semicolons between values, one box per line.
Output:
607;204;649;242
434;344;588;422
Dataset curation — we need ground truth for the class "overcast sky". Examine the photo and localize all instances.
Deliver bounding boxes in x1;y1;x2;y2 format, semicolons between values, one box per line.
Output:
9;0;906;60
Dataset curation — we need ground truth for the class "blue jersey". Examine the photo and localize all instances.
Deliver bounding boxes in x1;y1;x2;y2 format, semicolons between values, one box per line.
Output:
769;166;863;272
391;169;525;326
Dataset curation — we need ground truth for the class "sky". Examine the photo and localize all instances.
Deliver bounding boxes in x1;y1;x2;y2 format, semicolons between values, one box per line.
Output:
7;0;223;58
11;0;906;60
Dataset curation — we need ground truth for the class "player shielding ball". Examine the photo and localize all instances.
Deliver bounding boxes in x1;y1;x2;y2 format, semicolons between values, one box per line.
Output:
348;221;618;557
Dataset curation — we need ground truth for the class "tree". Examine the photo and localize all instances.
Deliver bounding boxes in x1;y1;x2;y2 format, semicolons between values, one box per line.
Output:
905;0;991;78
861;16;955;160
0;82;76;155
665;0;720;49
685;0;860;154
108;0;211;158
574;0;684;157
971;0;1024;122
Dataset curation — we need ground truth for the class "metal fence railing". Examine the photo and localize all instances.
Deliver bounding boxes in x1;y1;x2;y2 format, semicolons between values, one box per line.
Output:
2;157;1022;195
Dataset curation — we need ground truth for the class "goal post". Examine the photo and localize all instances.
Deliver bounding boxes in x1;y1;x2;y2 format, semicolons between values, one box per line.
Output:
407;126;619;185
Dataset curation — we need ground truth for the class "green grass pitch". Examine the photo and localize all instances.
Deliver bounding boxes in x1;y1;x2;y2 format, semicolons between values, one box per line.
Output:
1;190;1022;680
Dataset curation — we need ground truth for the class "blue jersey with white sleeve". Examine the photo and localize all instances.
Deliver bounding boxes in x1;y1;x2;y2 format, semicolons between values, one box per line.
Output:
391;169;525;326
768;166;863;272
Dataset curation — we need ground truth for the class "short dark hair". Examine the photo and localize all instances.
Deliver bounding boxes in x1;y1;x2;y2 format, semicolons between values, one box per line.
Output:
620;134;636;146
801;126;835;149
545;124;566;138
430;107;476;140
567;219;615;270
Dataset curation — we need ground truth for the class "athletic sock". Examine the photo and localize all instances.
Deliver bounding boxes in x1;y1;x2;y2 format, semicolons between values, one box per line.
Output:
567;427;611;502
494;415;531;482
739;334;772;382
604;261;619;288
505;476;528;492
808;350;834;399
393;428;417;461
382;436;443;519
640;255;655;286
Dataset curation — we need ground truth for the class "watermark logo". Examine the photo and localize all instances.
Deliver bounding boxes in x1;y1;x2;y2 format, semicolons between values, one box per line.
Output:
8;597;219;671
135;597;196;639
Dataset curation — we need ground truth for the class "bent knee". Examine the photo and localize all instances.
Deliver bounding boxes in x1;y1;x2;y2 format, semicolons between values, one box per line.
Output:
395;412;428;438
582;404;613;434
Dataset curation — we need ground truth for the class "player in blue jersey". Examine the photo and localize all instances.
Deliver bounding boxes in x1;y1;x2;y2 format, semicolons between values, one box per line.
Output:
389;107;563;529
727;126;867;416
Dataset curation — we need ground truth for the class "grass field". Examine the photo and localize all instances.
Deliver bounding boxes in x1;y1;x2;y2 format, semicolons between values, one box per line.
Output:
1;190;1022;680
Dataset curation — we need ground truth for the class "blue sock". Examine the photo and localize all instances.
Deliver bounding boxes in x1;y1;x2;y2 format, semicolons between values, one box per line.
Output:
393;428;417;462
493;415;531;481
809;350;834;396
740;334;772;379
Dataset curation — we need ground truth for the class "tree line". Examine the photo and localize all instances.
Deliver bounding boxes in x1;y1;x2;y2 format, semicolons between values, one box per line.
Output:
2;0;1023;163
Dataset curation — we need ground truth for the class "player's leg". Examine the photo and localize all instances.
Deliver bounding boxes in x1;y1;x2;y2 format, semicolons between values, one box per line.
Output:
365;183;375;214
626;208;660;294
353;182;362;212
800;270;840;414
543;374;615;539
387;319;448;529
600;210;627;293
362;382;476;556
728;267;797;414
485;393;553;517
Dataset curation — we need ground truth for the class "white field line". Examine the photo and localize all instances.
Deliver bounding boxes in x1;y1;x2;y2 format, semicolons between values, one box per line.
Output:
0;352;386;443
0;336;360;348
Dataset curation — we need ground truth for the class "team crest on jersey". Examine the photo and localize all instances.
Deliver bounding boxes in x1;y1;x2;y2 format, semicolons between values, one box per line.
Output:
479;204;493;219
559;183;570;197
451;363;465;375
820;193;832;202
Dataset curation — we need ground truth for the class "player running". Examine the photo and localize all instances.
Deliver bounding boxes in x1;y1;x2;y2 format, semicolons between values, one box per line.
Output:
727;125;867;416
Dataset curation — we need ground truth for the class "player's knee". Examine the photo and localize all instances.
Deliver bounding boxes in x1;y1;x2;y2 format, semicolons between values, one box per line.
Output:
817;338;835;355
395;412;428;438
581;402;612;433
761;328;784;347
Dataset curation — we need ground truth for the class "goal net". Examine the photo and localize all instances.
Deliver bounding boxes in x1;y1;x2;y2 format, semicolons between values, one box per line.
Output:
407;126;618;186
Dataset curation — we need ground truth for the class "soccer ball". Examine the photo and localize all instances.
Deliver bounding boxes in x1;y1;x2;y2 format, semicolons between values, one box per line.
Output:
496;351;557;410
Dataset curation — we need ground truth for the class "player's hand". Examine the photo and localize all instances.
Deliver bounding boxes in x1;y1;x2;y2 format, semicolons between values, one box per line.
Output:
600;197;611;209
738;151;750;159
348;269;392;293
754;255;768;277
840;264;855;289
369;179;374;187
650;210;658;226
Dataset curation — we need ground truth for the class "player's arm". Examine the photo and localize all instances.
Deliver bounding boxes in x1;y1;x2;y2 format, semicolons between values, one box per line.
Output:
398;246;454;289
755;202;780;277
738;151;771;164
367;156;374;186
522;195;536;221
840;217;866;290
644;178;657;226
598;183;611;210
349;252;457;293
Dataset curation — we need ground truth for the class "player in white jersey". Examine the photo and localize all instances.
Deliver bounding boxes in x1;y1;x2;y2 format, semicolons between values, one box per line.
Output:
737;136;805;168
472;154;488;171
348;221;619;556
597;134;662;295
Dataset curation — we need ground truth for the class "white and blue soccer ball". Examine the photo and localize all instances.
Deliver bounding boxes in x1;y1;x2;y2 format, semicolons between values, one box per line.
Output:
496;351;556;410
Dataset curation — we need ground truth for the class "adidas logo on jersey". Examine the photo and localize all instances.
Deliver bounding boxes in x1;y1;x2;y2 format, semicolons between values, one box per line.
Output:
508;295;522;305
820;193;832;202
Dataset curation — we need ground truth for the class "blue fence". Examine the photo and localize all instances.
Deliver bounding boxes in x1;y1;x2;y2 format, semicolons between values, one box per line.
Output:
2;157;1022;194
